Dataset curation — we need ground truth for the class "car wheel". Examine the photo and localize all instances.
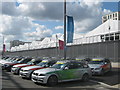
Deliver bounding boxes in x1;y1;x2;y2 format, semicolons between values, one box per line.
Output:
82;74;89;82
47;75;58;86
15;68;21;75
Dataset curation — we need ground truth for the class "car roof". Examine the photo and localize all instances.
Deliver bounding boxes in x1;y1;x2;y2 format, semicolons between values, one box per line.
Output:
55;60;81;64
91;58;105;61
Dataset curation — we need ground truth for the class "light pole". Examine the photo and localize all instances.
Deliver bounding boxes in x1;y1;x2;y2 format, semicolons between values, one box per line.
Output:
2;35;5;57
64;0;67;60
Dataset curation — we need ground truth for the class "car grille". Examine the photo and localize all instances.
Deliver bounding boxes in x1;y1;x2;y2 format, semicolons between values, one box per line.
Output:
33;73;39;76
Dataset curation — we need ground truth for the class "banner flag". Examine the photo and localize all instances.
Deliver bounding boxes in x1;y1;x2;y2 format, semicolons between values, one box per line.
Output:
67;16;74;43
59;40;64;50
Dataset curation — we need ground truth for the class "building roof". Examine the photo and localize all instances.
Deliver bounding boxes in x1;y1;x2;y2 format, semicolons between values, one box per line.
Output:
85;20;120;37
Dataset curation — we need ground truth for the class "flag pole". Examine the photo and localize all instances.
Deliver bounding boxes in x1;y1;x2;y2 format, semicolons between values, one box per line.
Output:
56;34;59;57
64;0;66;60
2;36;5;57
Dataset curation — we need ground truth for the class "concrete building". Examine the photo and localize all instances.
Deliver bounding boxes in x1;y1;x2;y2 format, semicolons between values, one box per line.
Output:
10;12;120;52
10;40;31;49
102;11;120;23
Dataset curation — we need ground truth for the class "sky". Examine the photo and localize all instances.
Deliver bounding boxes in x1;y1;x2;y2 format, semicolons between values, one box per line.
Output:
0;0;119;51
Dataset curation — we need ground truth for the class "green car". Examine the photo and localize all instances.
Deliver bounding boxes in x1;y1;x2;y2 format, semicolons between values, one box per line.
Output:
31;60;92;86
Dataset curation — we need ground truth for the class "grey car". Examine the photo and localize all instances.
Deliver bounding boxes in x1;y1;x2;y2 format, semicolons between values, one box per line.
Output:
88;58;112;75
31;60;92;86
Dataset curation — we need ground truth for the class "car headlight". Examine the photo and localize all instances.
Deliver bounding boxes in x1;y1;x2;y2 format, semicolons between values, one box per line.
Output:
23;70;33;73
5;64;10;67
39;74;46;76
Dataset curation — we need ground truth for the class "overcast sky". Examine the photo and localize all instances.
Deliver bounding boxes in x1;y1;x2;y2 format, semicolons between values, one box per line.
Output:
0;0;119;51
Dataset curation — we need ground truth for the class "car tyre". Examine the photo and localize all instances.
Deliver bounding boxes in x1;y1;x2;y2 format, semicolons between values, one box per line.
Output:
82;74;89;82
47;75;58;86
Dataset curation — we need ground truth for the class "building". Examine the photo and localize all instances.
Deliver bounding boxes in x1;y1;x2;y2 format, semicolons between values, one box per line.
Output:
10;40;31;49
102;11;120;23
10;12;120;52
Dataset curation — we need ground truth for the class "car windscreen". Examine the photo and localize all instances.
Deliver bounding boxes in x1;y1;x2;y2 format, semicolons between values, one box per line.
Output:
51;61;67;69
89;61;104;64
27;59;36;65
11;58;23;63
51;63;66;69
36;62;48;67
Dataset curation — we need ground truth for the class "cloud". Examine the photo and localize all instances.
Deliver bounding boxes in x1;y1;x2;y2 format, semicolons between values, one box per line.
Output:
1;2;20;16
55;25;63;30
1;15;32;37
0;15;53;50
24;25;53;41
1;1;113;50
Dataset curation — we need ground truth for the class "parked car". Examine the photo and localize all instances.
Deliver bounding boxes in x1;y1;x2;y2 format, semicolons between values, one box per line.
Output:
1;57;20;68
11;58;43;75
2;57;32;71
19;59;57;79
31;60;92;86
0;57;16;65
75;57;91;64
88;58;112;75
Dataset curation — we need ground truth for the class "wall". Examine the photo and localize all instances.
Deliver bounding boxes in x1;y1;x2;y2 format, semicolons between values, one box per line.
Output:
5;41;120;62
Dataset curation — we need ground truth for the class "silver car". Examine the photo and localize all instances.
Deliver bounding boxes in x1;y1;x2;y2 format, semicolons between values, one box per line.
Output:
88;58;112;75
31;60;92;86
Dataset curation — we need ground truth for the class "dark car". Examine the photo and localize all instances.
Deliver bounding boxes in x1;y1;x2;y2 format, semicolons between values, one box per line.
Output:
2;57;32;71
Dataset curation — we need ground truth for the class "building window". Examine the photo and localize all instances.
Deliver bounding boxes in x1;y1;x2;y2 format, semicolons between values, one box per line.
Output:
105;34;109;41
110;34;114;41
110;15;112;19
113;13;114;18
115;13;117;17
115;33;119;40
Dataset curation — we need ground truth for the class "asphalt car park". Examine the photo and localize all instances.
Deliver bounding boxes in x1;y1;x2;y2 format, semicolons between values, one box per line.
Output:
1;68;119;89
0;56;119;89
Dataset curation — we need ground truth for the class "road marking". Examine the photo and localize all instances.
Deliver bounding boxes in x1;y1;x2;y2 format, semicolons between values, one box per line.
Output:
90;80;119;89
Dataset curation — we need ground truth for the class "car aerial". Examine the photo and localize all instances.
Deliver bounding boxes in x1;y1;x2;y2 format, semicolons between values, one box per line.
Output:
2;57;32;71
31;60;92;86
11;57;42;75
19;59;57;79
88;58;112;75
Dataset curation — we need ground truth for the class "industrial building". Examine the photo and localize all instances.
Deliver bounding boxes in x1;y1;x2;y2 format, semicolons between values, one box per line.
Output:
10;12;120;52
6;12;120;62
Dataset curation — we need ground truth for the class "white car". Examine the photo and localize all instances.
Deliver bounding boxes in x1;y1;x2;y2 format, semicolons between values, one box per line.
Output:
11;58;42;74
19;59;57;79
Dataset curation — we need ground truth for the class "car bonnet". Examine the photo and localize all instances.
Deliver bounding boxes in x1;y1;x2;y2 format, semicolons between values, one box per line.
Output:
13;64;28;67
33;68;57;74
21;65;41;70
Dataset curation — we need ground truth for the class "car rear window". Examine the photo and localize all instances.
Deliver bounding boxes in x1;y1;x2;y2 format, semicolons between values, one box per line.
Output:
89;61;104;64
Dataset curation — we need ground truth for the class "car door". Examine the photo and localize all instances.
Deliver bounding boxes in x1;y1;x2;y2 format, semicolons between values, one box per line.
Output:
58;62;83;80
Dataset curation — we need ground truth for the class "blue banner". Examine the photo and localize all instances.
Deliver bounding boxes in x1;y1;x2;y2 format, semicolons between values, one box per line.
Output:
67;16;74;43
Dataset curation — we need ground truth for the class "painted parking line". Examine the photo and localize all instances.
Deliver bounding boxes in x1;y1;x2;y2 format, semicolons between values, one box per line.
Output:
90;80;119;89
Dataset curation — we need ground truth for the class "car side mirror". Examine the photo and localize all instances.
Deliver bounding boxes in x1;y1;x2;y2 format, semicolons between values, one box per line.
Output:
105;62;107;64
64;67;69;70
